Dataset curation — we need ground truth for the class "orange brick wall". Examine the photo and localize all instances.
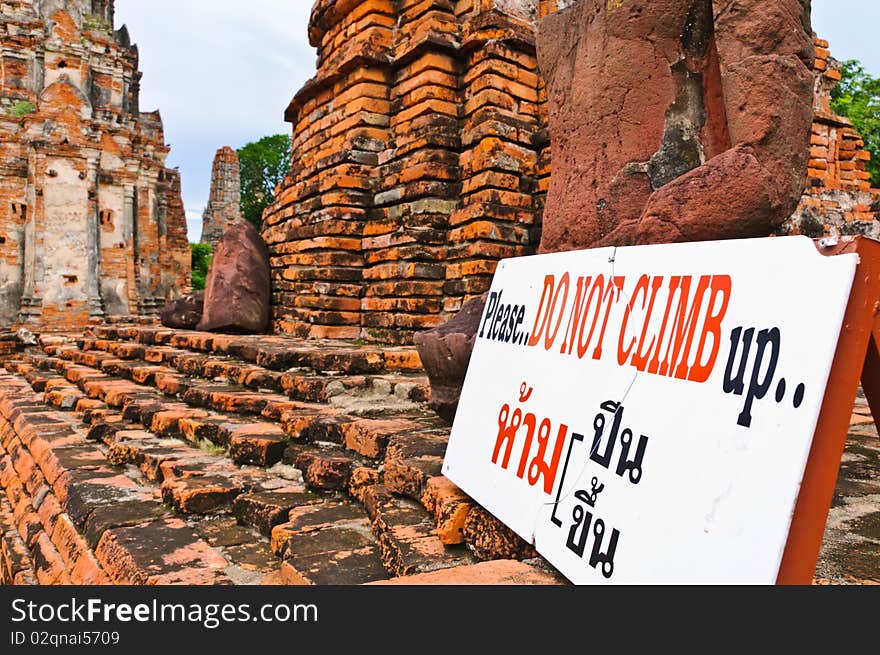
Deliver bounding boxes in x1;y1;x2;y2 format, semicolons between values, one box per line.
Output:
266;3;878;346
265;0;547;344
784;37;880;239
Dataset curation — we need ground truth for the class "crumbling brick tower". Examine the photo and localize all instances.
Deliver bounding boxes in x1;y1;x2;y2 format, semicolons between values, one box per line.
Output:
200;146;243;247
785;38;880;239
264;0;561;345
0;0;191;329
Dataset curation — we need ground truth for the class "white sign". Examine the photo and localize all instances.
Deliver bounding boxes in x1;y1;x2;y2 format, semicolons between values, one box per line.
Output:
444;236;857;584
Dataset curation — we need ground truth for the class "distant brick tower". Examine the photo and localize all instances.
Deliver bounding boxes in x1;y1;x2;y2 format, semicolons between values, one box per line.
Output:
200;146;243;247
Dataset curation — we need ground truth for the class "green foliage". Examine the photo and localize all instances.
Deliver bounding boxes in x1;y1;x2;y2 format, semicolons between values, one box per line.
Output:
190;242;212;291
193;437;226;456
83;14;112;33
831;59;880;188
237;134;292;229
7;101;35;118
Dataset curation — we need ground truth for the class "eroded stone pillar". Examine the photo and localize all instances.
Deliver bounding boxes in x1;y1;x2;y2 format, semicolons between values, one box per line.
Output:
123;183;138;315
86;156;104;319
18;149;43;323
0;200;26;328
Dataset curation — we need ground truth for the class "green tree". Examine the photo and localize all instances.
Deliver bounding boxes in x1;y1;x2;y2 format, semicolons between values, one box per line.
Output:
830;59;880;188
190;242;212;291
237;134;292;228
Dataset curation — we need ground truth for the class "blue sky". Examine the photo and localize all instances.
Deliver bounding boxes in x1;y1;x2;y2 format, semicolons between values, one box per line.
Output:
113;1;880;243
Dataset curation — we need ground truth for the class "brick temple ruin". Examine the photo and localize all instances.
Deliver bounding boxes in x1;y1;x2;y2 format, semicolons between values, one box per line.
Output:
200;146;243;247
263;0;553;344
0;1;877;587
0;0;191;330
264;0;880;346
786;38;880;239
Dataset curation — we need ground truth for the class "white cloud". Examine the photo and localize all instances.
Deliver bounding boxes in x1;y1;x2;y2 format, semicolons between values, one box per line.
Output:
185;210;203;244
813;0;880;76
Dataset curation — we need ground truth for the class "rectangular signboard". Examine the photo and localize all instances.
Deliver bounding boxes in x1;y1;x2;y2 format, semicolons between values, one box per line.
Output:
443;236;858;584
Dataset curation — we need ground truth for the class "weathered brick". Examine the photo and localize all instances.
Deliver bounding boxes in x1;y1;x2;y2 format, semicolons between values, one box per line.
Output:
95;518;230;585
151;409;210;436
32;532;72;585
50;513;93;573
281;547;388;585
36;492;62;536
462;506;537;561
422;476;473;545
383;437;446;500
348;467;381;502
341;418;421;459
370;493;474;576
294;448;356;491
15;500;42;548
233;490;322;536
272;502;371;557
154;372;192;395
69;549;111;585
161;476;245;514
58;471;154;530
227;423;288;466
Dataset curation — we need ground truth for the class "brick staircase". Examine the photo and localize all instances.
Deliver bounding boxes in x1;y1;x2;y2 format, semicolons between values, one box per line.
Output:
0;326;562;586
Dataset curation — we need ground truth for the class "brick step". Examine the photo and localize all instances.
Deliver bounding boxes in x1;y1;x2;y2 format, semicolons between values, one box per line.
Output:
4;360;64;385
0;333;16;357
281;410;444;459
8;351;533;564
23;329;557;580
29;346;445;469
280;371;429;404
1;359;30;376
363;485;475;577
77;334;429;406
44;384;86;411
0;491;39;585
382;429;449;500
272;499;389;585
179;382;287;415
282;440;373;493
2;369;282;583
43;345;432;459
38;336;74;357
181;416;289;467
23;352;286;435
52;351;288;419
0;371;273;585
189;517;282;584
81;326;423;373
20;360;63;392
52;339;429;430
16;355;354;486
89;418;293;512
232;489;323;536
